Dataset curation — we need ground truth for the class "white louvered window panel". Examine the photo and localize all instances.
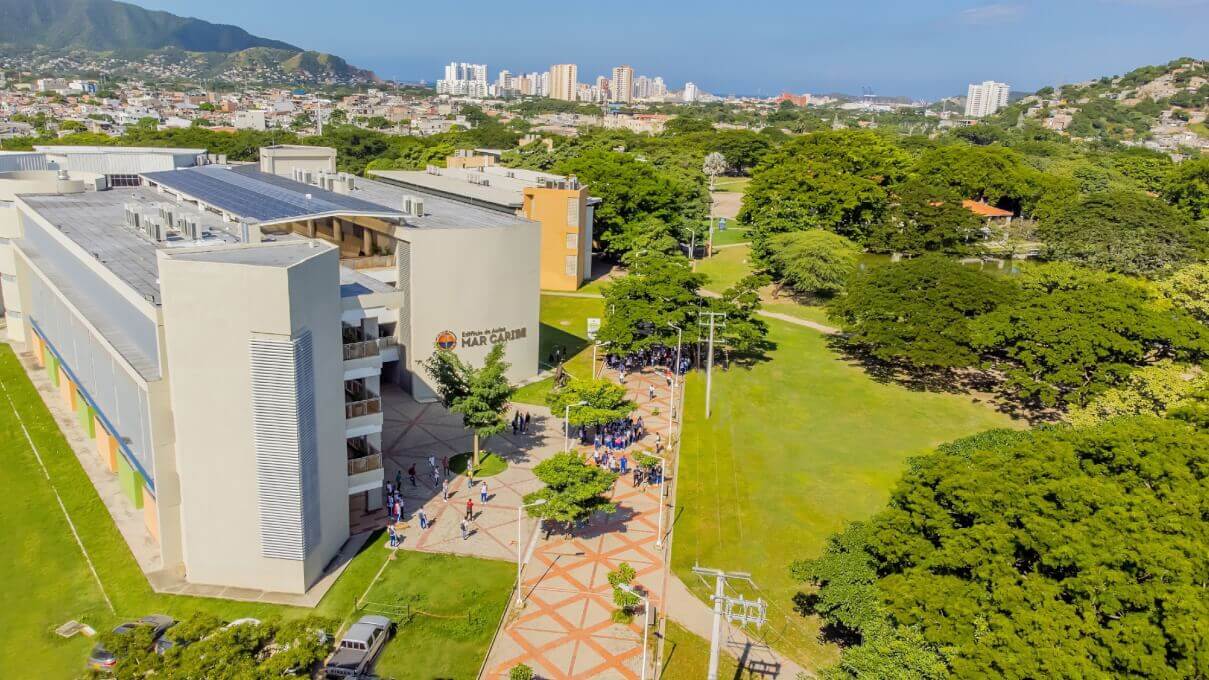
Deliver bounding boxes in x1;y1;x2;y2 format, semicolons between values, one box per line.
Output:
249;332;320;561
566;198;579;227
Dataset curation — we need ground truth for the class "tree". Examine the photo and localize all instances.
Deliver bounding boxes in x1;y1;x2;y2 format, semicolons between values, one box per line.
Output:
1160;262;1209;324
553;150;707;259
524;452;618;532
766;230;860;297
971;264;1209;408
702;151;728;190
739;161;889;255
1161;157;1209;221
1037;190;1203;277
912;144;1038;213
707;274;772;360
608;562;640;624
829;256;1016;369
597;253;707;354
1065;361;1208;427
424;343;515;467
866;180;985;256
800;418;1209;679
546;378;635;428
664;116;714;134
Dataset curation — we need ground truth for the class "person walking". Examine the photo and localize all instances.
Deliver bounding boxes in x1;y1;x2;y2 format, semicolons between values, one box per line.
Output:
460;518;469;541
408;464;417;487
393;498;403;524
480;481;488;504
442;478;450;502
388;524;398;548
465;498;474;521
394;469;402;490
524;412;531;433
418;508;428;530
648;385;656;401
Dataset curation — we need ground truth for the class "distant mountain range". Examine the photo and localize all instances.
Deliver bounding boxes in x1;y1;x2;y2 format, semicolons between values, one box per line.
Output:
0;0;376;85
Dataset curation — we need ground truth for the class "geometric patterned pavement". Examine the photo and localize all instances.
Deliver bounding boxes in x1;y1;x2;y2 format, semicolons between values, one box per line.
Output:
485;368;674;679
377;367;677;680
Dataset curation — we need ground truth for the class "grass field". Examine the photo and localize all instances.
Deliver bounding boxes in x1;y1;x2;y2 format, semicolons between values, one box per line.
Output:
659;621;743;680
709;227;751;248
0;344;508;678
712;177;752;192
366;551;515;679
670;319;1016;671
696;245;755;293
513;294;604;405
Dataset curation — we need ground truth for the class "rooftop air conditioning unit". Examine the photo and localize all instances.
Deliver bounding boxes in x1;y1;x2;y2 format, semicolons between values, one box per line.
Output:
124;204;140;228
402;196;413;215
413;199;424;217
345;175;355;192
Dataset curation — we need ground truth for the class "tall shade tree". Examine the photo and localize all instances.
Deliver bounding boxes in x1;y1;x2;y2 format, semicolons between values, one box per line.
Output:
865;180;985;256
766;230;860;297
797;418;1209;679
912;144;1039;212
706;274;772;360
424;343;515;467
1160;262;1209;324
702;151;728;190
971;264;1209;408
1037;190;1203;277
546;378;635;428
1065;361;1209;427
524;452;618;533
828;256;1017;369
1161;157;1209;221
597;253;707;354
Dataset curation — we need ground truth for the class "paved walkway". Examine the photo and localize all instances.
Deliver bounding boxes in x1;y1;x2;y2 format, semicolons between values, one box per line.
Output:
484;367;674;679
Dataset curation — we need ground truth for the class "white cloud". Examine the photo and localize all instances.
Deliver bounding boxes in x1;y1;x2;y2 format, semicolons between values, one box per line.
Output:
959;3;1026;24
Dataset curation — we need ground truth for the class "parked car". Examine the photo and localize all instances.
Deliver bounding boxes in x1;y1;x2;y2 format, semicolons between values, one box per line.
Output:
88;615;176;671
323;615;393;679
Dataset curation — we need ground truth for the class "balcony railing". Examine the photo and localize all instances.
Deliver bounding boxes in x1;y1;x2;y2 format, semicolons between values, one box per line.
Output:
347;453;383;476
344;254;394;270
345;398;382;419
343;339;380;361
348;439;382;458
377;336;397;350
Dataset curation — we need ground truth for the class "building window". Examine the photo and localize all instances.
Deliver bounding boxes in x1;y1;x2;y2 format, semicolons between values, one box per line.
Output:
565;233;578;250
107;174;142;187
566;198;580;227
565;255;578;277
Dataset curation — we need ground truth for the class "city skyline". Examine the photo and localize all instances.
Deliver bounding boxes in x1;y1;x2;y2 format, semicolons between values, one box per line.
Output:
124;0;1208;99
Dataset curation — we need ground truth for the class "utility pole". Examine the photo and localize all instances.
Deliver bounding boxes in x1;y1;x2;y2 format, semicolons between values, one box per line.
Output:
698;312;726;419
691;566;767;680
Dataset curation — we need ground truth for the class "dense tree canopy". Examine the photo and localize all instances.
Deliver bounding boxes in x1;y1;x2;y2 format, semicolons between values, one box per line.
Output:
912;145;1039;213
1160;262;1209;324
1037;190;1204;277
971;264;1209;408
829;257;1016;369
546;378;635;427
1162;157;1209;221
597;254;707;354
866;180;985;256
796;418;1209;679
424;343;515;466
765;230;860;297
525;452;618;529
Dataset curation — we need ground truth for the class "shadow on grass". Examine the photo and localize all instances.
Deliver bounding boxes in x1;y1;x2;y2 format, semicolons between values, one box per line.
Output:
539;322;590;367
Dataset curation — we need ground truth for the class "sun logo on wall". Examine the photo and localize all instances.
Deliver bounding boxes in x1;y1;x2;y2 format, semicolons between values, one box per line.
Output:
435;331;457;350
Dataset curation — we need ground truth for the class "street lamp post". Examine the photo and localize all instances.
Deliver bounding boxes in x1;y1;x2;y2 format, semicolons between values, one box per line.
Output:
515;498;548;607
563;400;588;452
646;452;668;550
618;584;652;680
666;323;683;430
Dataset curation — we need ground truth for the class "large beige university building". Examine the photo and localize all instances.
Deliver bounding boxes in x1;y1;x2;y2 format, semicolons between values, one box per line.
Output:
0;147;539;595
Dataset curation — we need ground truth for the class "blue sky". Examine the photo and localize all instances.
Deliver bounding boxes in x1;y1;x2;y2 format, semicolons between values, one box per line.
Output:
131;0;1208;99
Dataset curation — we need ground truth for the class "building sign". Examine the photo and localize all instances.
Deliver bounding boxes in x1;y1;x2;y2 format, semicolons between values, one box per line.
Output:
586;317;601;340
435;331;458;350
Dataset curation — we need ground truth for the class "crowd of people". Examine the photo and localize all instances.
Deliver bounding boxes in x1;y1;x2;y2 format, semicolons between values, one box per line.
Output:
605;345;692;385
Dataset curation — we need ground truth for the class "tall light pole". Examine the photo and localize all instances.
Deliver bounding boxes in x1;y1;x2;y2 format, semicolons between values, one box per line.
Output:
515;498;548;607
646;452;668;550
563;400;588;451
698;312;727;419
618;584;651;680
666;323;683;433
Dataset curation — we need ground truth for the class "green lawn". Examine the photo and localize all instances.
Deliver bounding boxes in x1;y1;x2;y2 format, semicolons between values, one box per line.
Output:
1190;122;1209;139
365;551;514;680
711;177;751;192
709;227;751;248
671;319;1017;671
0;344;504;677
449;451;508;477
514;294;605;405
696;245;754;294
659;621;743;680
